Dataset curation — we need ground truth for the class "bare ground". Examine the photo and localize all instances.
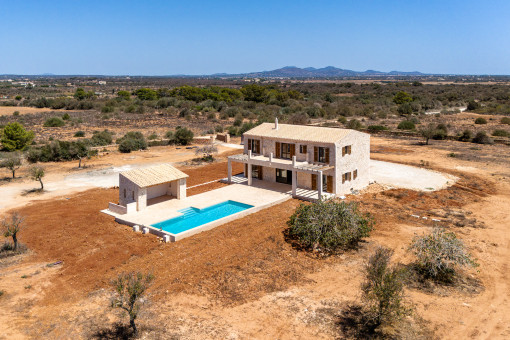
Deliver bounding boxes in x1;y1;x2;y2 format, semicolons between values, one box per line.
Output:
0;136;509;339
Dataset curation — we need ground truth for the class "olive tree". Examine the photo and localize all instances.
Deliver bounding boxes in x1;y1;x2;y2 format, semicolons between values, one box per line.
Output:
409;227;477;280
0;152;22;178
287;199;374;254
29;165;45;190
111;272;154;335
2;213;24;251
361;246;409;326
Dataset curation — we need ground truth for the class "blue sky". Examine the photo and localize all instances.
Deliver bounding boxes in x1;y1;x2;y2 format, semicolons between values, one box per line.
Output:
0;0;509;75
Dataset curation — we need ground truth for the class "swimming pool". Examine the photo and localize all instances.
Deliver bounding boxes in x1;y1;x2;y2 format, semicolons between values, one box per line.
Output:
152;200;254;235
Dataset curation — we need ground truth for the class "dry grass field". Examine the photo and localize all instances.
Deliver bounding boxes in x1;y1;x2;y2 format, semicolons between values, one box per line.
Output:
1;135;509;339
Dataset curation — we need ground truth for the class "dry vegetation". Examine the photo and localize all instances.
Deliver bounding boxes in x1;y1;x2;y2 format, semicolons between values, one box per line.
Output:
1;77;510;339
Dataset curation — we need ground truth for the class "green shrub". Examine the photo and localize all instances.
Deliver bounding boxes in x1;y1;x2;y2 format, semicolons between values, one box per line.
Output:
367;125;388;132
458;129;472;142
148;133;159;140
346;119;363;130
432;129;447;140
215;125;224;133
397;120;415;130
62;113;70;120
74;130;85;137
90;130;113;146
287;199;374;254
44;117;65;127
1;122;34;151
474;117;487;124
174;127;194;145
362;247;409;327
467;100;480;111
337;116;347;124
500;117;510;125
13;111;20;116
227;126;238;136
27;140;92;163
117;132;147;153
472;131;493;144
409;227;477;280
492;129;510;137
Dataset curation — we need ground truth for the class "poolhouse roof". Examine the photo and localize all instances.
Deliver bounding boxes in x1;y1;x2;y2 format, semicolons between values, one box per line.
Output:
121;164;188;188
243;123;353;144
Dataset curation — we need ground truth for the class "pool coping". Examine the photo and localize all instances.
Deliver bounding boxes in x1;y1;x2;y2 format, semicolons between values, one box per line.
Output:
114;195;291;242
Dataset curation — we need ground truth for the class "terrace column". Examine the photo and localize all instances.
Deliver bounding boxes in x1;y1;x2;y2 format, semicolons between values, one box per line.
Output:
247;163;252;186
227;158;232;184
317;171;323;200
292;171;297;197
292;155;296;167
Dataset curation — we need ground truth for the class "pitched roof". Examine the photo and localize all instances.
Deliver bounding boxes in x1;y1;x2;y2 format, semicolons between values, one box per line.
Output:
243;123;353;144
120;164;188;188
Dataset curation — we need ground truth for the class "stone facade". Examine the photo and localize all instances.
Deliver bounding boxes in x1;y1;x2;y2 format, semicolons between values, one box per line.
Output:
235;126;370;196
118;174;186;212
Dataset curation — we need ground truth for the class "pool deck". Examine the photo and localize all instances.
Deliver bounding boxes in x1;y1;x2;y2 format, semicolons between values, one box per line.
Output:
102;178;294;241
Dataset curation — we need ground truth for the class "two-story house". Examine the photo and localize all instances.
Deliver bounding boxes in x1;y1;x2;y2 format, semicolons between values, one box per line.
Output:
227;119;370;199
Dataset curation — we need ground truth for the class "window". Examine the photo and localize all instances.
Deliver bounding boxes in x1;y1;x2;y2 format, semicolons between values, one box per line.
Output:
318;147;326;163
281;143;291;159
342;145;352;156
299;145;307;154
248;139;260;154
342;172;351;184
353;169;358;180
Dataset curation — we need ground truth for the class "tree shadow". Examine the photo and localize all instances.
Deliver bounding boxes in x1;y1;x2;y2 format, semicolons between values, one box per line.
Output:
21;188;44;196
335;304;380;339
90;322;136;340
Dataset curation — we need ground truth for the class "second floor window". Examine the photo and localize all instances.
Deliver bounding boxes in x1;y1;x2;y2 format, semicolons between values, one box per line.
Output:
342;145;352;156
314;146;329;163
248;139;260;154
299;145;307;154
281;143;291;159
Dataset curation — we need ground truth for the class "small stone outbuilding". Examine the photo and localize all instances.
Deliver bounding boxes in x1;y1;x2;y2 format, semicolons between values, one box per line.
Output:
112;164;188;214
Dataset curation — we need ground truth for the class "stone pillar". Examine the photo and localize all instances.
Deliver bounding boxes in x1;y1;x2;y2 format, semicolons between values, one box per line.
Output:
247;163;252;186
227;158;232;183
317;171;323;200
292;171;297;197
269;152;273;163
292;155;296;167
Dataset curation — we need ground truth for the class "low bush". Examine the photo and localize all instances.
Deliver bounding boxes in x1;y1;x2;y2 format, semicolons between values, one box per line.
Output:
62;113;70;120
287;199;374;255
90;130;113;146
27;140;94;163
474;117;487;124
117;132;147;153
74;130;85;137
500;117;510;125
409;227;477;281
346;119;363;130
43;117;65;127
362;247;409;327
173;127;194;145
367;125;388;132
397;120;415;130
472;131;493;144
458;129;473;142
492;129;510;137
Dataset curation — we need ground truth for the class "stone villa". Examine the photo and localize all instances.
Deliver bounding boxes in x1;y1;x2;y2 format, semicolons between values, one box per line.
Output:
228;120;370;199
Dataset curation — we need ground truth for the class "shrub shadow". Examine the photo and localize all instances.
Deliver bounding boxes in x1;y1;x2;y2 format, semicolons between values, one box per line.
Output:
90;322;136;340
335;304;379;339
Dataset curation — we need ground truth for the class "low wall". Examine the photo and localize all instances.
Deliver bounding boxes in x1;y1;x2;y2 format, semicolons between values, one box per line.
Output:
193;136;215;145
216;133;230;143
108;202;127;214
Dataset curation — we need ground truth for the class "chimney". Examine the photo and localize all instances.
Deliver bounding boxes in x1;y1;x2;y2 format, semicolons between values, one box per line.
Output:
275;117;279;130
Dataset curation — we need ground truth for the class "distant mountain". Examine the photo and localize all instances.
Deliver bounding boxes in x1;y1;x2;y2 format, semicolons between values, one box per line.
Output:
207;66;425;78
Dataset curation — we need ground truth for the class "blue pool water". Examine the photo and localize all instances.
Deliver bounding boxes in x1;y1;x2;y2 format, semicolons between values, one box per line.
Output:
152;200;254;234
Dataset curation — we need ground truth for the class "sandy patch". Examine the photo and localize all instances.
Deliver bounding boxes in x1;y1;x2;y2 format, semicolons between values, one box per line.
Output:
0;106;66;116
370;159;457;191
